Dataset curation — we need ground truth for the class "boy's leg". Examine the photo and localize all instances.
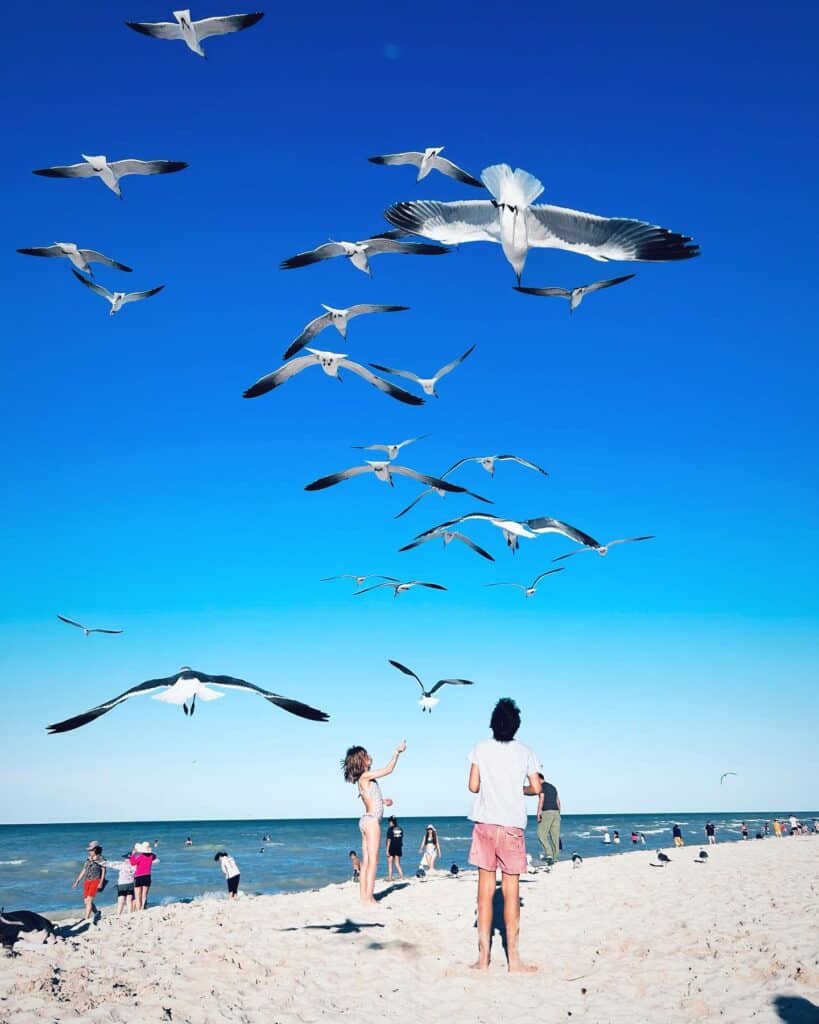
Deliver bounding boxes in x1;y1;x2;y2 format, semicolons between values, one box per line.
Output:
471;867;496;970
396;855;403;878
500;872;537;973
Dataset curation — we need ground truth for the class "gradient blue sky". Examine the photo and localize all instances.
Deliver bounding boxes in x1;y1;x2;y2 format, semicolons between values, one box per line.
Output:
2;1;817;823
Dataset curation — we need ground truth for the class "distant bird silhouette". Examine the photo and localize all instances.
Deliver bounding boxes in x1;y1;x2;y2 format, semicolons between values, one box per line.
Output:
57;615;122;637
388;659;474;712
514;273;635;313
720;771;737;785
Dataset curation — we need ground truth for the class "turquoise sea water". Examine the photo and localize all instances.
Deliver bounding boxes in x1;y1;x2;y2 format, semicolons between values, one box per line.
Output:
0;811;815;914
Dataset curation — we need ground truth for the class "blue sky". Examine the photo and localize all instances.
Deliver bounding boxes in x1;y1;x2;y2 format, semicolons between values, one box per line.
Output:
1;1;817;823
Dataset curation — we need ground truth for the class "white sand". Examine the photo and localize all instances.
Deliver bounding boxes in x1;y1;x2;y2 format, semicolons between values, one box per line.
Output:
1;837;817;1024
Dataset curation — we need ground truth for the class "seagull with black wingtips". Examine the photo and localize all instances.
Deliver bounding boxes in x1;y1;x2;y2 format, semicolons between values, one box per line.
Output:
514;274;635;313
280;229;450;277
33;154;187;198
125;9;264;58
399;529;495;562
71;269;163;315
320;574;398;588
368;147;482;187
370;344;475;398
17;242;132;276
351;435;429;461
304;460;490;499
283;303;410;360
552;535;654;562
356;581;447;600
57;615;123;637
388;659;474;712
484;567;565;598
413;512;599;554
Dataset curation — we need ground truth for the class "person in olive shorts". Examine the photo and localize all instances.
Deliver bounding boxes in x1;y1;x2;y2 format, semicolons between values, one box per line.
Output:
385;816;404;880
536;775;561;865
72;841;106;922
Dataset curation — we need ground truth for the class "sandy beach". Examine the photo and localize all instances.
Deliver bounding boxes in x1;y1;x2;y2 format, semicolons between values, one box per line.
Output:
1;836;816;1024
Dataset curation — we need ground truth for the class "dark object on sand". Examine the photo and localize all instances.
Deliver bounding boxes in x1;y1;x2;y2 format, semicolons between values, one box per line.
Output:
416;868;426;879
651;851;672;867
450;863;459;875
0;909;57;949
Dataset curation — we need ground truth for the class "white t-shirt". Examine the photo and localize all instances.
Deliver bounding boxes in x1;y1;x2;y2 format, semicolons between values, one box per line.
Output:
220;855;240;879
468;737;539;829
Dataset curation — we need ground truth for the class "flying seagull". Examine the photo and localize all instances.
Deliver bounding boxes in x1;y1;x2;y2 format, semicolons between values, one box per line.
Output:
17;242;132;275
720;771;737;785
368;147;482;188
415;512;599;553
33;154;187;198
388;659;474;712
57;615;122;637
71;269;163;315
46;666;329;733
356;581;447;599
280;229;450;277
304;461;487;498
485;567;565;597
385;163;699;283
552;535;654;562
125;10;264;57
370;344;475;398
320;574;398;588
514;274;636;313
283;303;409;360
398;529;495;562
351;435;429;460
242;348;424;405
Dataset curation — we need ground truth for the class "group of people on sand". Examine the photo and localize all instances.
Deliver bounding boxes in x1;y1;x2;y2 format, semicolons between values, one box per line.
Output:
349;819;442;883
72;840;158;921
343;697;547;972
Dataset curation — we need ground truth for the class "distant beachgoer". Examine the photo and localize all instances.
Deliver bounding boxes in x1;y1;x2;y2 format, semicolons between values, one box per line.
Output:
214;852;240;899
631;831;639;845
613;830;620;845
789;815;798;833
72;841;106;922
764;821;770;836
420;825;441;871
773;818;782;837
349;850;361;881
602;830;611;845
385;816;404;881
106;850;137;915
813;820;819;835
468;696;541;973
342;741;406;905
705;821;716;846
262;835;272;842
185;837;193;846
741;822;748;840
673;824;684;847
536;775;561;865
129;842;159;910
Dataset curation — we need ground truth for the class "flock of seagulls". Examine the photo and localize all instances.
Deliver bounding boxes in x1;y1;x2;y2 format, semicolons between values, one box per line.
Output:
30;9;699;732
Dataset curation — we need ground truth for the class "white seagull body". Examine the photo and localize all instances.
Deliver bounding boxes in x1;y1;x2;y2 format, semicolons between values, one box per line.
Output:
398;529;495;562
370;344;475;397
515;274;636;313
388;659;474;712
284;303;409;360
396;453;541;518
280;229;449;277
368;147;482;188
415;512;599;553
33;154;187;198
125;10;264;57
17;242;132;275
385;163;699;283
351;435;429;460
485;567;565;598
552;535;654;562
355;581;447;599
304;460;488;499
46;666;329;733
320;573;398;588
57;615;122;637
242;348;424;405
72;269;163;314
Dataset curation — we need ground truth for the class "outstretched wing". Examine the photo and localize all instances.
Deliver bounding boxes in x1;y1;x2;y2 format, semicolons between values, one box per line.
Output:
243;354;318;398
495;454;549;476
17;245;63;259
388;659;425;692
71;269;112;299
428;678;474;695
194;12;265;39
280;243;348;270
340;360;425;405
283;312;332;360
369;152;423;168
525;516;600;549
46;674;179;734
527;204;699;262
384;200;500;244
368;361;421;384
89;627;124;634
363;237;451;257
355;581;395;595
346;304;409;319
581;273;636;294
414;512;496;539
197;672;328;722
485;582;526;591
122;285;164;305
108;159;188;177
57;615;85;629
447;531;495;561
304;465;372;491
607;535;655;548
432;156;483;188
531;568;565;587
434;344;475;380
394;487;436;519
125;19;183;39
390;465;470;494
514;285;571;298
80;249;133;272
33;162;95;179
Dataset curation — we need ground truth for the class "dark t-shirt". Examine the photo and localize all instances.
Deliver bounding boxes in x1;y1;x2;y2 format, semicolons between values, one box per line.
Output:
706;823;715;836
386;826;403;852
541;782;559;812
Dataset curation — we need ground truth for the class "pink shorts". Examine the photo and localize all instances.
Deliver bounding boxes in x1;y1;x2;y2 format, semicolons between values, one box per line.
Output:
468;823;526;875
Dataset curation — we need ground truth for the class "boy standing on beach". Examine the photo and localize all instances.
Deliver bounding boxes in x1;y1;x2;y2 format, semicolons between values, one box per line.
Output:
467;698;541;973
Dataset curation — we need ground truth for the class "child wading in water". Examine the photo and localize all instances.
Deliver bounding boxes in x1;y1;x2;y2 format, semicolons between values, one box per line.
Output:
342;741;406;904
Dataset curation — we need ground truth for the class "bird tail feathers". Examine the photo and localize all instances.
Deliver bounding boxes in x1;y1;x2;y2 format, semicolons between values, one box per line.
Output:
480;164;544;207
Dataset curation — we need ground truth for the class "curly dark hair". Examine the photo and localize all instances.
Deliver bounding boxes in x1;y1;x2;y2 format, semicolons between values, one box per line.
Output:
490;698;521;742
342;745;370;783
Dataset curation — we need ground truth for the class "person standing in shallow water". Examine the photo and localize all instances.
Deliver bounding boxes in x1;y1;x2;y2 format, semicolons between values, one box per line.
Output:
468;697;541;973
342;742;406;905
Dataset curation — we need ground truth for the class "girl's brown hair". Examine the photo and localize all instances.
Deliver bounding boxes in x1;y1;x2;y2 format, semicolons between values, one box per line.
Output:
342;745;369;783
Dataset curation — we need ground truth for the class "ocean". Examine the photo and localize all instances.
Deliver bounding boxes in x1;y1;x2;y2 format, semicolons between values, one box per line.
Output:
0;811;815;914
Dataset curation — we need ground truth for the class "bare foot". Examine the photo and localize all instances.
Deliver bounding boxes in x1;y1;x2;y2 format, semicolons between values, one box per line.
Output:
469;959;490;971
508;961;538;973
360;898;378;906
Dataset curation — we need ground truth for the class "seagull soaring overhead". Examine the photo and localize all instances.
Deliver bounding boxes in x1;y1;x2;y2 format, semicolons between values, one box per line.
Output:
355;580;447;599
33;154;187;198
304;460;487;498
283;303;409;360
551;535;654;562
280;229;449;277
17;243;132;276
720;771;737;785
242;348;424;404
515;274;636;313
370;344;475;397
125;10;264;57
320;574;398;588
57;615;123;637
351;435;429;460
415;512;599;553
485;567;565;598
398;529;495;562
72;269;163;315
46;667;329;733
388;659;474;712
395;452;540;518
368;147;482;188
385;163;699;283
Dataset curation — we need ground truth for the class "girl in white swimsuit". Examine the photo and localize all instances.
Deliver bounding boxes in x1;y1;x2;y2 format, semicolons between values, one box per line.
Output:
342;742;406;905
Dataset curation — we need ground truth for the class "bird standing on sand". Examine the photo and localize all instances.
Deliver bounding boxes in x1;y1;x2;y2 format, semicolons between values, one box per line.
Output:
485;567;565;597
125;10;264;57
370;345;475;398
33;155;187;198
280;230;449;277
283;304;409;360
57;615;122;637
17;243;132;275
368;147;482;187
71;270;163;315
514;274;635;313
46;667;329;733
388;659;474;712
